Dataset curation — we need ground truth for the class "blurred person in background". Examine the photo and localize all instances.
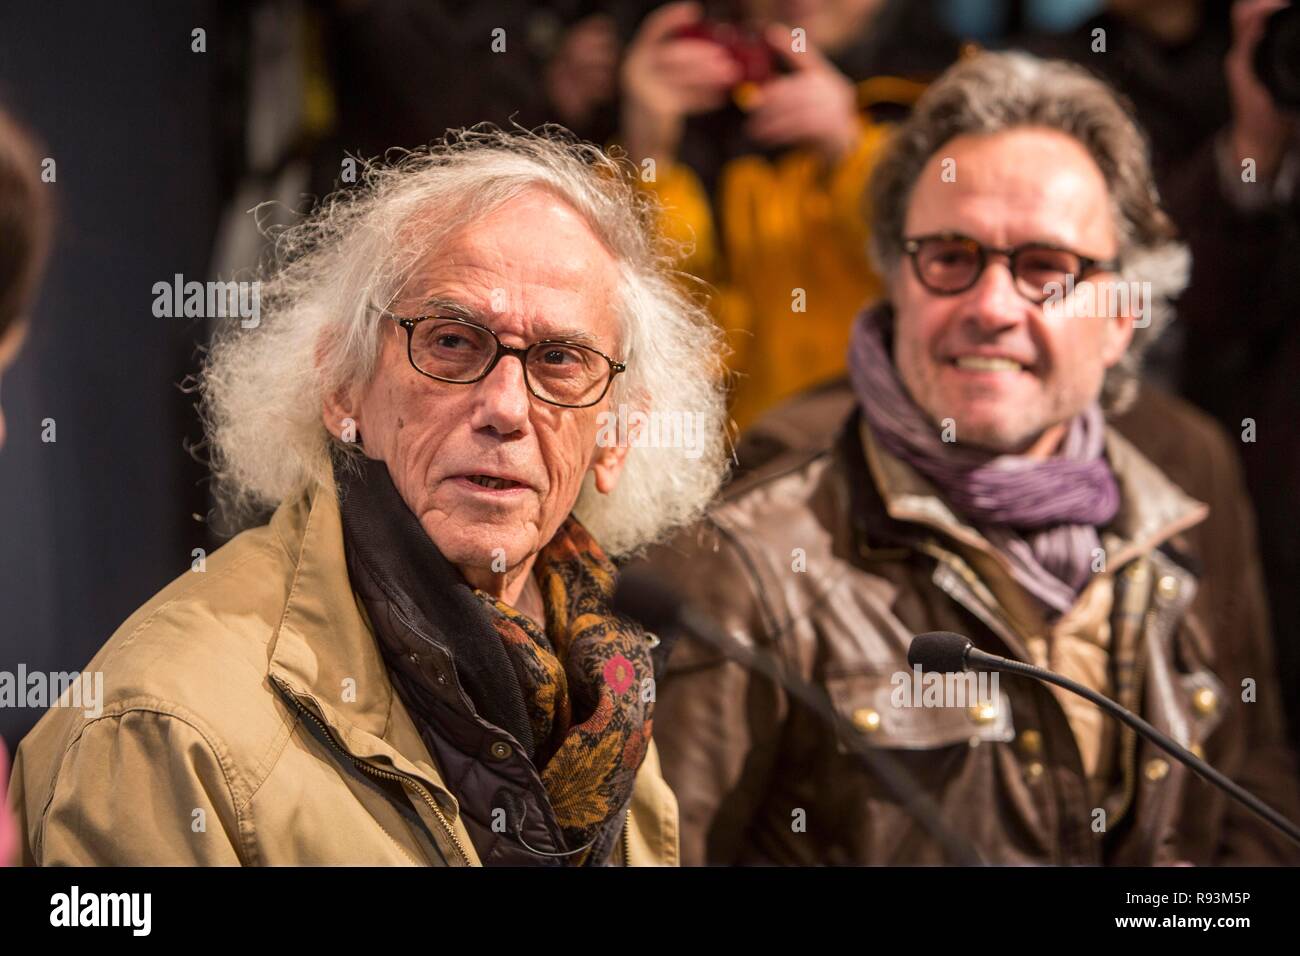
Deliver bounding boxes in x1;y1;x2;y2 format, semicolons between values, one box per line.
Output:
212;1;632;284
0;103;52;866
0;107;48;451
637;51;1300;865
620;0;947;428
1163;0;1300;758
8;131;729;866
316;0;626;185
1022;0;1235;183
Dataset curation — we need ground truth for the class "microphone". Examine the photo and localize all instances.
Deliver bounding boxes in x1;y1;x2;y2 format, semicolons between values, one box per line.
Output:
907;631;974;674
614;568;986;865
908;631;1300;848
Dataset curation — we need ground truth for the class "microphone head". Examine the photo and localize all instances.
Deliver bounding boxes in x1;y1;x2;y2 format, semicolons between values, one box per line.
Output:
908;631;973;673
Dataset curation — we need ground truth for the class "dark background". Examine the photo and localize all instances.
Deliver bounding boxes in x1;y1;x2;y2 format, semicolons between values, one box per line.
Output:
0;1;219;749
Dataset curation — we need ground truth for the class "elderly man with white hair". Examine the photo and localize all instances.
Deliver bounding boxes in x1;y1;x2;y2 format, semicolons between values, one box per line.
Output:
8;131;729;866
642;51;1300;866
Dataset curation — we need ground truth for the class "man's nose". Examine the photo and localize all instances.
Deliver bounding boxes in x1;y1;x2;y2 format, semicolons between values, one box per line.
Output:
468;352;531;436
963;255;1032;332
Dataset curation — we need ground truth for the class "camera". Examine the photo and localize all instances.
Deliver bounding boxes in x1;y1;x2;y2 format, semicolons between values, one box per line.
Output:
670;1;775;86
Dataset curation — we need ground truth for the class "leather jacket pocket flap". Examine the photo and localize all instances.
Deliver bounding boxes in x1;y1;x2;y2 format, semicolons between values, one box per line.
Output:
826;670;1015;751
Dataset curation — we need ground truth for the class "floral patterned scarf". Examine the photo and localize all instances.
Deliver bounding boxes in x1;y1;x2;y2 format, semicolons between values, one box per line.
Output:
476;517;655;861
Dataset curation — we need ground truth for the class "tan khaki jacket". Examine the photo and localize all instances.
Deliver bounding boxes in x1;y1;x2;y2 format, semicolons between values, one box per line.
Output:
7;478;679;866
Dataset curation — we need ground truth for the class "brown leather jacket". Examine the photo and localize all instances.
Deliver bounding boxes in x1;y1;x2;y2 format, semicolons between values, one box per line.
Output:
638;382;1300;864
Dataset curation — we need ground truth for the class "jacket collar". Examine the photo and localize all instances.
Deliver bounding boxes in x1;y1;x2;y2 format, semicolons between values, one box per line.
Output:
1098;427;1211;568
846;409;1209;637
332;454;539;760
264;470;459;808
857;414;1208;564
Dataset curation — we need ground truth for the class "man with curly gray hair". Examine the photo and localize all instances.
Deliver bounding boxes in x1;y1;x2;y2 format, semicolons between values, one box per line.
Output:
9;130;729;866
642;51;1300;865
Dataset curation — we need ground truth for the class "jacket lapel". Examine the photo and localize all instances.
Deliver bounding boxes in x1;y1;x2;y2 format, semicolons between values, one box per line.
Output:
265;472;466;823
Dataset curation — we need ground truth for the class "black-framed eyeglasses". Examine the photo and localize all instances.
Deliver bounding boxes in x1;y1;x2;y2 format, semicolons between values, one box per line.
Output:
902;232;1119;304
374;307;627;409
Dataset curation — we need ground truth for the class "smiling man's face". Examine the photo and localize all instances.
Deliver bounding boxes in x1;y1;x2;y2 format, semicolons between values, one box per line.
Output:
892;127;1134;457
325;189;629;592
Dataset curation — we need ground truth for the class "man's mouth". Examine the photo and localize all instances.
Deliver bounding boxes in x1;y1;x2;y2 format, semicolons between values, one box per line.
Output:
951;355;1026;373
460;474;527;491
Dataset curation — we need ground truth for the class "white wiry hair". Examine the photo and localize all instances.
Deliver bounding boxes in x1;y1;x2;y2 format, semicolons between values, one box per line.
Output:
200;127;730;557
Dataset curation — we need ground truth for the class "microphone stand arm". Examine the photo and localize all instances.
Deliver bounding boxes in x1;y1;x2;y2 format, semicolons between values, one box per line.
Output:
965;647;1300;847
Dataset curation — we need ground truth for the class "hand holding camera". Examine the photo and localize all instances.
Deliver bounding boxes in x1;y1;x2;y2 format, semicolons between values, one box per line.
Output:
1227;0;1298;181
621;1;861;169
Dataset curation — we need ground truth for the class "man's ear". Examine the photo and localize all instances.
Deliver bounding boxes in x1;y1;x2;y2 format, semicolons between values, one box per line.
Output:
1100;306;1137;368
591;441;632;495
321;382;362;443
316;326;364;443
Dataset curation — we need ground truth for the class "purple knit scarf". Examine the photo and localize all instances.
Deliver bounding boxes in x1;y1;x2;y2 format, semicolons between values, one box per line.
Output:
848;305;1120;615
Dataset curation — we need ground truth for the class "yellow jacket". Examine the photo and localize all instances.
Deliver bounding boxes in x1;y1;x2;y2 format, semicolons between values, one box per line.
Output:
646;114;893;429
7;474;679;866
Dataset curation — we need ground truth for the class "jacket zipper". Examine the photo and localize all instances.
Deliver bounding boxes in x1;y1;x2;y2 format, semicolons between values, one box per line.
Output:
276;679;472;866
623;809;633;867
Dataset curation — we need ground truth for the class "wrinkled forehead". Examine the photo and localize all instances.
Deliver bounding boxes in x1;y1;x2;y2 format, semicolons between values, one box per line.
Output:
387;190;624;346
905;127;1118;255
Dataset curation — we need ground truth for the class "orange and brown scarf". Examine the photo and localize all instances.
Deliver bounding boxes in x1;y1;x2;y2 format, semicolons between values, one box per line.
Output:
476;517;654;861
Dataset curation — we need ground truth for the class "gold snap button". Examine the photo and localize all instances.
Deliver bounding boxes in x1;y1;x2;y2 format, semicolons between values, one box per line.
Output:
1156;575;1180;600
1018;729;1043;756
1192;687;1218;716
1144;758;1170;781
852;707;881;733
489;741;513;760
1025;761;1044;781
1190;744;1205;760
968;701;998;725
